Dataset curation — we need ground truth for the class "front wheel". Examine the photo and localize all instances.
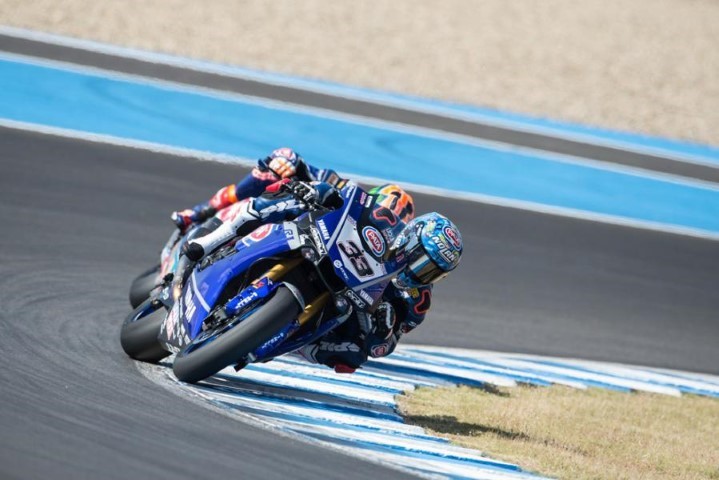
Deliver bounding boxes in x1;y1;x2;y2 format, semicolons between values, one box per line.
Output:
120;298;170;363
172;286;301;383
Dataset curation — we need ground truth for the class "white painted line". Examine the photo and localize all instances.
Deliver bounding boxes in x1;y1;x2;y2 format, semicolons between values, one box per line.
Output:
258;358;420;392
203;389;428;438
0;118;257;166
2;25;717;168
400;350;588;389
557;359;719;395
372;356;518;387
236;365;398;406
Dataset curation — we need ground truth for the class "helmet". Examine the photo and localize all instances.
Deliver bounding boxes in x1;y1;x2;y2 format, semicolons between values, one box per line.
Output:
369;184;415;224
393;213;463;288
261;147;312;180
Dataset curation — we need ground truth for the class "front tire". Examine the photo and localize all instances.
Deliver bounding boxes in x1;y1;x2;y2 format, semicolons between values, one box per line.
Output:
129;264;160;309
172;286;301;383
120;298;170;363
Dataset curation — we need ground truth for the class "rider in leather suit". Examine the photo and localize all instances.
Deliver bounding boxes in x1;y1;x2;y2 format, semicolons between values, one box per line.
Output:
171;147;343;231
172;148;462;372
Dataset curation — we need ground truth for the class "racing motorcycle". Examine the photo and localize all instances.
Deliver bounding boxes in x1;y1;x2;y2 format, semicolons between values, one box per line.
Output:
120;182;404;383
127;200;252;309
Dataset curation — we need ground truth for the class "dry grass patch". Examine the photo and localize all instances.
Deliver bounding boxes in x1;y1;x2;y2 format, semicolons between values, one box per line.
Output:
398;385;719;480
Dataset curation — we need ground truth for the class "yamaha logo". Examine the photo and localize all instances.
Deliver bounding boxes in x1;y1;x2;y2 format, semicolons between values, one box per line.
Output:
317;219;331;240
362;226;386;256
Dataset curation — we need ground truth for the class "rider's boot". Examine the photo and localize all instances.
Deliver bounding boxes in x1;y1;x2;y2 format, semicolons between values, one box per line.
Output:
184;202;262;261
169;217;223;298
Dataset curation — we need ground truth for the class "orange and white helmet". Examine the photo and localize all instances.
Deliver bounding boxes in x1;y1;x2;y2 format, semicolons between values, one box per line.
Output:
369;184;415;224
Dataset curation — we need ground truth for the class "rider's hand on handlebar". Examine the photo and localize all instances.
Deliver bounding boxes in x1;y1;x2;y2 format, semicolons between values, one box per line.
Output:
268;156;297;178
287;181;320;204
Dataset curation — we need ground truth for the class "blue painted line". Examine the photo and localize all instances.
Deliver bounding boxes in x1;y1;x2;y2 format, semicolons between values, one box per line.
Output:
366;361;489;388
279;356;439;387
195;382;404;422
401;351;553;387
246;363;406;394
634;367;719;388
408;99;719;166
211;399;448;445
2;56;719;237
4;26;717;166
521;359;719;398
303;431;528;475
213;374;397;408
416;356;633;393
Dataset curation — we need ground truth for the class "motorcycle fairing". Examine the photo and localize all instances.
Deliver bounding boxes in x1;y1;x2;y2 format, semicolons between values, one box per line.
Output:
160;182;408;360
316;184;404;309
160;222;301;351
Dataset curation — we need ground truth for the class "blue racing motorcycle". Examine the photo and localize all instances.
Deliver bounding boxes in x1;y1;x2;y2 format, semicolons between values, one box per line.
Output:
120;182;404;383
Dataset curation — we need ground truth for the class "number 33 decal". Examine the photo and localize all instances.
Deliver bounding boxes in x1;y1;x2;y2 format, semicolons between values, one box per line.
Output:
338;241;374;277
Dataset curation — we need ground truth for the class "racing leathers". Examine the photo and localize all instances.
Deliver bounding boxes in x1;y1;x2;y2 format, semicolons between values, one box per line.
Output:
184;180;433;372
183;180;341;261
171;148;342;231
298;282;432;373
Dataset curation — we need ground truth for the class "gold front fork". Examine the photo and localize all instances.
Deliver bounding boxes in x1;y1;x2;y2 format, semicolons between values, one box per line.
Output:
263;258;302;282
262;258;330;327
298;292;331;326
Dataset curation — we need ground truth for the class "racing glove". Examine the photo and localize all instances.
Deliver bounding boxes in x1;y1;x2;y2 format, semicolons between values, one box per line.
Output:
170;209;196;232
171;206;217;232
285;181;319;204
268;156;297;178
371;302;396;340
283;181;343;210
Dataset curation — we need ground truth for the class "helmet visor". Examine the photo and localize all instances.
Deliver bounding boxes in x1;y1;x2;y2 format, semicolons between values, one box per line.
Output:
405;243;448;285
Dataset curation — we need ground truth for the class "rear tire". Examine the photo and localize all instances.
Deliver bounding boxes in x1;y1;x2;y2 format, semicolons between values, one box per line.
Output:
172;286;301;383
129;264;160;309
121;298;170;363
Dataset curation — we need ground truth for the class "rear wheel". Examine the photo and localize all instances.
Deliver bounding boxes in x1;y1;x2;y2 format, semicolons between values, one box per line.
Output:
120;298;170;363
172;286;301;383
129;264;161;308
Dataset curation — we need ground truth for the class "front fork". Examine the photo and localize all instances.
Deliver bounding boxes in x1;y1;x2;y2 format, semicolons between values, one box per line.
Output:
223;258;303;316
212;258;339;365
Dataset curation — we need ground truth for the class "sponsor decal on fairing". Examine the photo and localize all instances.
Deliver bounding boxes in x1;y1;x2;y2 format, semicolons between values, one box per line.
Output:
344;290;367;309
310;226;328;255
359;289;374;305
362;226;386;257
317;219;331;241
241;223;274;246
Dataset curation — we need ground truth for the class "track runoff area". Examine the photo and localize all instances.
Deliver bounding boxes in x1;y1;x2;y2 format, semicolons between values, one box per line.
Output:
2;27;718;480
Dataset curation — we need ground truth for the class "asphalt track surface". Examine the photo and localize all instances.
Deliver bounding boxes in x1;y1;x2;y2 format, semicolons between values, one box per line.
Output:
1;126;718;479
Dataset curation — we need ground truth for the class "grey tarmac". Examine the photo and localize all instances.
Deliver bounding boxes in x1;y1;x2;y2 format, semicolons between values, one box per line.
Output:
1;129;717;479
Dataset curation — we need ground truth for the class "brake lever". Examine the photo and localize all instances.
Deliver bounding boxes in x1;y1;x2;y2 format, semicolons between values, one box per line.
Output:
281;180;327;212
